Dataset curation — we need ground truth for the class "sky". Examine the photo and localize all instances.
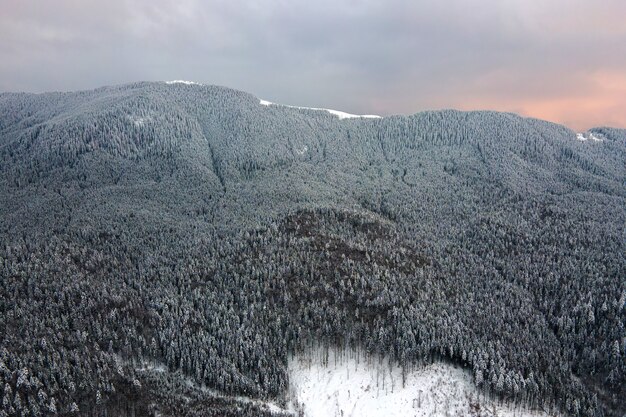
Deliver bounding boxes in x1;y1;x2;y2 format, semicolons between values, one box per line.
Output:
1;0;624;131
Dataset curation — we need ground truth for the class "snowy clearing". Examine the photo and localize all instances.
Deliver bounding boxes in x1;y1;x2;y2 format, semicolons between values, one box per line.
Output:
288;347;553;417
260;99;381;120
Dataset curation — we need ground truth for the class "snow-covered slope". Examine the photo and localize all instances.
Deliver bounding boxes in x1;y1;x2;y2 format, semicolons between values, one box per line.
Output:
165;80;202;85
288;347;553;417
260;99;381;120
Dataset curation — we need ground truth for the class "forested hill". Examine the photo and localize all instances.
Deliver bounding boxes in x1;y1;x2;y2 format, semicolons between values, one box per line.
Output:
0;81;624;417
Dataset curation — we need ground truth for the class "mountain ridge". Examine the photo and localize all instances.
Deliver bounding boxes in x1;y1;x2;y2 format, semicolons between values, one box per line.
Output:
2;80;624;132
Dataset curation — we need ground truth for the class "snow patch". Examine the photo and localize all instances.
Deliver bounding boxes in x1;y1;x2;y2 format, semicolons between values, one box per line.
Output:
128;115;152;127
135;361;167;373
288;347;552;417
576;132;604;142
165;80;202;85
260;99;381;120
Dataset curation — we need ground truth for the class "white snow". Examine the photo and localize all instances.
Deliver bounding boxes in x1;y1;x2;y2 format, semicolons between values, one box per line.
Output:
134;361;167;373
260;99;381;120
589;132;603;141
128;115;152;127
288;347;553;417
576;132;604;142
165;80;202;85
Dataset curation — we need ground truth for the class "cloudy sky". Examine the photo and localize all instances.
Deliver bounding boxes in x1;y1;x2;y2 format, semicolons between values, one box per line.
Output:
1;0;624;130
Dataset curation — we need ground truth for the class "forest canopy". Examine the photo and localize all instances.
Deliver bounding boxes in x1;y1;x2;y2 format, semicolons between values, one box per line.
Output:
0;82;624;417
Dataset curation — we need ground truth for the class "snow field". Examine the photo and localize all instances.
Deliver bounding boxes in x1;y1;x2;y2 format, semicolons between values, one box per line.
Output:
287;347;553;417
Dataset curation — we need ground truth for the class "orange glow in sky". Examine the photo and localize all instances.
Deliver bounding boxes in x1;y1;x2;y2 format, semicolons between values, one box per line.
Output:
447;71;626;131
1;0;625;131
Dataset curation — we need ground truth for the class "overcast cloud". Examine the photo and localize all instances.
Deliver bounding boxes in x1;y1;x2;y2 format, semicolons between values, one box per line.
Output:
1;0;624;130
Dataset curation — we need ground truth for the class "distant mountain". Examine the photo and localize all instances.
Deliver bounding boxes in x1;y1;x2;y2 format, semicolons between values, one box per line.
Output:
0;82;624;417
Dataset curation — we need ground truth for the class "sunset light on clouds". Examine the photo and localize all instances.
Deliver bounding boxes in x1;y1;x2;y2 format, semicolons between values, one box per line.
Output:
0;0;624;130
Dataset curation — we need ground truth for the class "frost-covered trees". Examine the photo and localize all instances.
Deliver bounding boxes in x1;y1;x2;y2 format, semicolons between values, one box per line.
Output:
0;82;624;416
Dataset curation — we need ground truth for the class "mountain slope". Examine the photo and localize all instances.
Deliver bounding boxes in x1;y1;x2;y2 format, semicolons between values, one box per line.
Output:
0;82;624;417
